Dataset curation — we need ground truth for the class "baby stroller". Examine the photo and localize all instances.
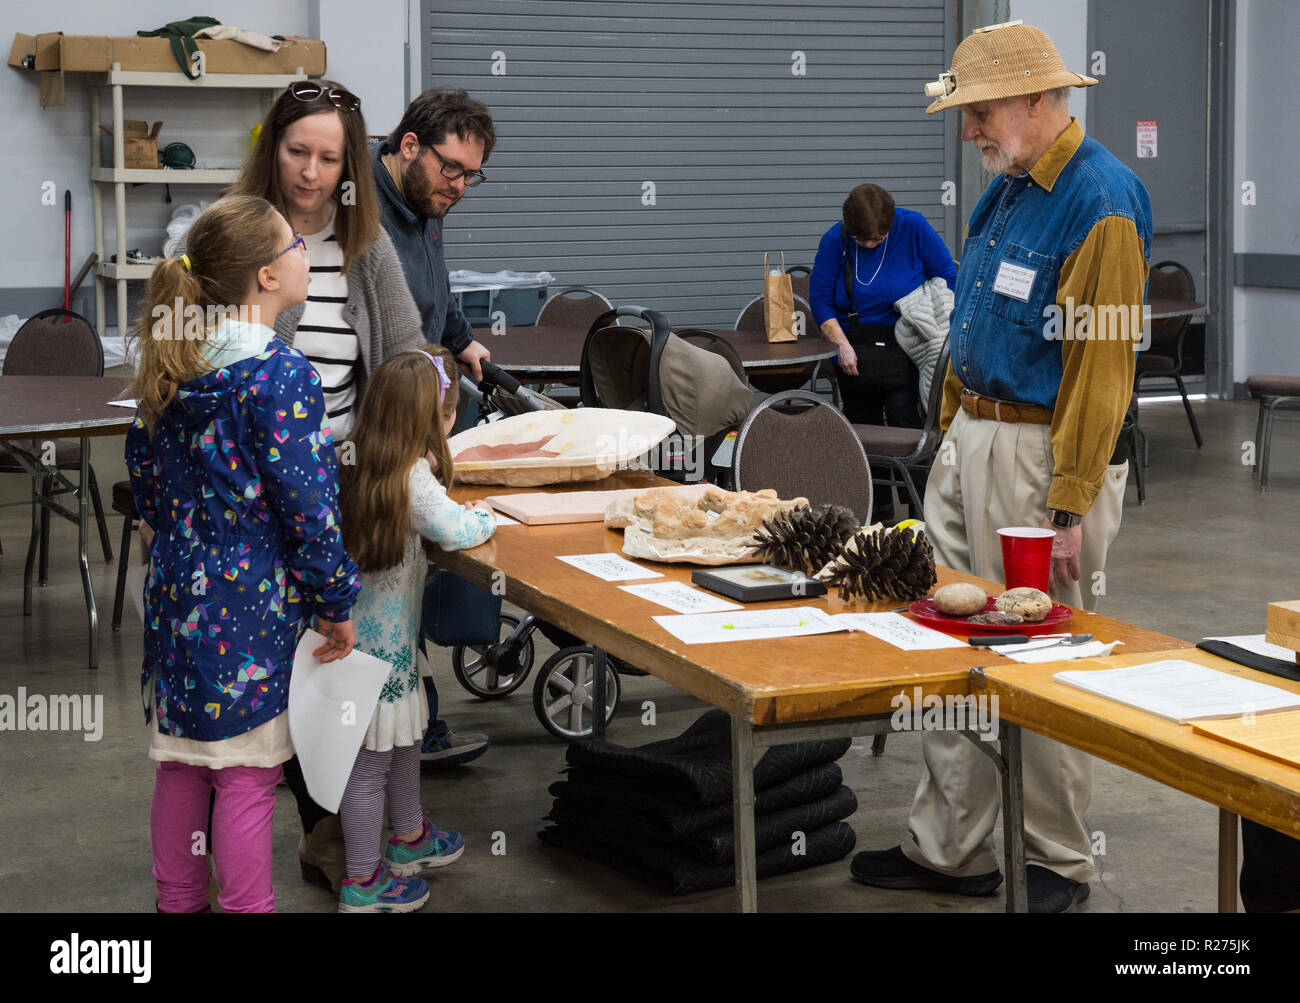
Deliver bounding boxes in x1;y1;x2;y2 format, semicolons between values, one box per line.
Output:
579;306;753;486
448;360;646;741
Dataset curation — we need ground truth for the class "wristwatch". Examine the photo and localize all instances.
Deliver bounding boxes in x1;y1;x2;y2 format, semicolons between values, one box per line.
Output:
1048;508;1083;529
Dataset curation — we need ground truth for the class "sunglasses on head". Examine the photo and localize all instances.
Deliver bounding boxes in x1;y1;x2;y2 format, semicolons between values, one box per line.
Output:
288;80;360;113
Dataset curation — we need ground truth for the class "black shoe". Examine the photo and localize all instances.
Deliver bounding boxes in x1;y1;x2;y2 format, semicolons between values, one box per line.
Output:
850;846;1003;897
1027;865;1091;913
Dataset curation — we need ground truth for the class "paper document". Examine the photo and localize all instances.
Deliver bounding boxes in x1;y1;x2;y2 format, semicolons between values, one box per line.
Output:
557;553;663;581
1054;658;1300;724
619;581;742;614
1192;712;1300;769
992;639;1122;663
653;607;843;644
830;612;966;650
1205;634;1299;662
287;630;395;813
493;512;520;526
107;398;139;409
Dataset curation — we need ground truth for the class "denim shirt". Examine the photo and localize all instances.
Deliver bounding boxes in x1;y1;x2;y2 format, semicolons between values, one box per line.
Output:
371;140;474;356
949;124;1153;411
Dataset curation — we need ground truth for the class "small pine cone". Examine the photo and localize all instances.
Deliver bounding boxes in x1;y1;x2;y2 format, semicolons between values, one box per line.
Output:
750;504;860;575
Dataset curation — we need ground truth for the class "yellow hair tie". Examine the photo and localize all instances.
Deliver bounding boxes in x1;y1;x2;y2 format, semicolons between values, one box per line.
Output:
180;254;192;272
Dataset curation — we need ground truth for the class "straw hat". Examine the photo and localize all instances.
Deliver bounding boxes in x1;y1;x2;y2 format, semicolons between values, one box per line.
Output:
924;20;1097;114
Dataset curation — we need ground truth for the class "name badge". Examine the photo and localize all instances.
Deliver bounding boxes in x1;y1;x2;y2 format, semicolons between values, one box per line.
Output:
993;260;1036;302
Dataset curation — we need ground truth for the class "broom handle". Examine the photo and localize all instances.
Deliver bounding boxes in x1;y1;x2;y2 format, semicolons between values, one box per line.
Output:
64;190;71;316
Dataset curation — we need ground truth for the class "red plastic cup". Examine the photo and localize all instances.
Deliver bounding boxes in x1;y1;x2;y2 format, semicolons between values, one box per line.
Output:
997;527;1055;593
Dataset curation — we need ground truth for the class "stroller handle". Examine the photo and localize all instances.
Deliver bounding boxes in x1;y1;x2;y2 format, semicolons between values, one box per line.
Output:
478;359;521;394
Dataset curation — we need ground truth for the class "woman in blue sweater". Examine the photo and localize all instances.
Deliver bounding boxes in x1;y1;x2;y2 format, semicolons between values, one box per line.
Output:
810;185;956;519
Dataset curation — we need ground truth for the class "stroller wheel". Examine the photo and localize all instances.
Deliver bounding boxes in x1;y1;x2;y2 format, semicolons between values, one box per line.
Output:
532;646;620;741
452;613;534;699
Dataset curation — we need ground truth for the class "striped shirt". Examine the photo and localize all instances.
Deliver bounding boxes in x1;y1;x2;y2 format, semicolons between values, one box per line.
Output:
296;205;360;441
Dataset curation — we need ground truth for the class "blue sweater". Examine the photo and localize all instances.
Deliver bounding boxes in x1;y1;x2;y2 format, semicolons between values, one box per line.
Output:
809;207;956;328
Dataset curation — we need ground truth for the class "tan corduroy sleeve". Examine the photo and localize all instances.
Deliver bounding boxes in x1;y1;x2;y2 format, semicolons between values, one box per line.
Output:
938;360;962;431
1047;215;1148;514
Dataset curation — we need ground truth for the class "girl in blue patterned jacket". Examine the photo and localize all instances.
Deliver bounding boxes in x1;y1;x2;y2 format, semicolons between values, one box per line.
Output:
127;195;360;912
334;345;495;912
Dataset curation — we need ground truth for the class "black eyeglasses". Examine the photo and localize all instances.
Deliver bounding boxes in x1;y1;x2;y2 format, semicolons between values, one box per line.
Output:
426;145;487;187
288;80;360;113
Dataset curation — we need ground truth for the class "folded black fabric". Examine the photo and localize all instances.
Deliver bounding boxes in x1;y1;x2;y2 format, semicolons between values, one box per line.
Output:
1197;640;1300;683
538;820;857;896
547;761;845;840
548;784;859;864
562;708;852;807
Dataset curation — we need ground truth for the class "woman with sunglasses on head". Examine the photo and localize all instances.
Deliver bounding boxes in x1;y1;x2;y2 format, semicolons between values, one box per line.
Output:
229;79;425;443
809;184;957;522
222;80;429;900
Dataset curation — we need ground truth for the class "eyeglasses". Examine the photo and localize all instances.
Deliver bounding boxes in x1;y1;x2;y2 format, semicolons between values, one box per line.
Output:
272;232;306;262
287;80;361;113
425;145;487;187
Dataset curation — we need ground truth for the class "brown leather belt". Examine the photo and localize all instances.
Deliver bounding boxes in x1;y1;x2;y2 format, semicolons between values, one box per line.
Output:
959;388;1053;425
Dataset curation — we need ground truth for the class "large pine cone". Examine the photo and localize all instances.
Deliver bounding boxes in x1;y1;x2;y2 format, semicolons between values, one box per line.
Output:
817;527;938;602
749;504;860;575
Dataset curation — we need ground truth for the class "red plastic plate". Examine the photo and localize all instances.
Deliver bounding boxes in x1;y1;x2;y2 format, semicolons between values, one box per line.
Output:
907;597;1073;636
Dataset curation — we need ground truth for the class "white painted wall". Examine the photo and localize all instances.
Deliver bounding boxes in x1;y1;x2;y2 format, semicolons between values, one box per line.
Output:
311;0;410;138
1;1;311;328
1011;0;1089;131
1232;0;1300;382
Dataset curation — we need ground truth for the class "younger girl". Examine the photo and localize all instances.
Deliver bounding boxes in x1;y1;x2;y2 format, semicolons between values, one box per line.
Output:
335;345;495;912
127;194;360;912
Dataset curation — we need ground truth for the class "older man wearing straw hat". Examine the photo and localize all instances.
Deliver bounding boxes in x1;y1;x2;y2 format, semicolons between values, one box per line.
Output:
851;21;1151;912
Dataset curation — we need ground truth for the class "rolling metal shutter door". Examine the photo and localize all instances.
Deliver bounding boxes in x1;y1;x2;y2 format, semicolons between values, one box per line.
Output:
422;1;956;327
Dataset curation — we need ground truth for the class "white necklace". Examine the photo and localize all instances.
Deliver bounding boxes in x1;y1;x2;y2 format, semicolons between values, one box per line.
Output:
854;231;889;287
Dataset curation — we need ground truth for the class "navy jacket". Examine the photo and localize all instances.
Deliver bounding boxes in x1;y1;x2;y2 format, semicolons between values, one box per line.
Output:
371;140;474;356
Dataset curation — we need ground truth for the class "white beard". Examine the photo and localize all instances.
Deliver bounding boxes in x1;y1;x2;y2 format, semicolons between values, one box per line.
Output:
978;140;1020;175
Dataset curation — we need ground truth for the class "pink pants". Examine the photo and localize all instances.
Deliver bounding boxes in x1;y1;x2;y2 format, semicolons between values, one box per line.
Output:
151;761;282;913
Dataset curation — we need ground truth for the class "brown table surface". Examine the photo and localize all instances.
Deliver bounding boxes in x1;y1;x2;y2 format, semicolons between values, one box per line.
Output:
0;376;135;440
1148;298;1206;321
982;648;1300;841
442;471;1187;727
470;325;837;377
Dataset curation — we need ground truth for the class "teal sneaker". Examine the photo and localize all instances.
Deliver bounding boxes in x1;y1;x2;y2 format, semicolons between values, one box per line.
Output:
385;818;465;876
337;862;429;914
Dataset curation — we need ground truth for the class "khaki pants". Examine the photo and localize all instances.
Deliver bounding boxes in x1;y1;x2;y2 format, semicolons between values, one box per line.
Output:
901;408;1128;882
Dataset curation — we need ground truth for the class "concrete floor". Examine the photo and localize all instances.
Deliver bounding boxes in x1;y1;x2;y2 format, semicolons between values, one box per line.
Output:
1;395;1297;913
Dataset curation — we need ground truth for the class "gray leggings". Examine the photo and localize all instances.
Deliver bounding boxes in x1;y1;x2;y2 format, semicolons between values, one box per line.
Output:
339;743;423;879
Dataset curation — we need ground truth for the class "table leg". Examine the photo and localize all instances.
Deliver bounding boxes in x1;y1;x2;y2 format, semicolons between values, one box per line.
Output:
1217;808;1238;913
591;647;607;739
731;715;758;913
999;723;1028;913
78;437;99;670
24;464;41;615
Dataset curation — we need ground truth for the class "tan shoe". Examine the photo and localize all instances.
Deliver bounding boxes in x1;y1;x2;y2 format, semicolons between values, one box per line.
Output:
298;815;345;898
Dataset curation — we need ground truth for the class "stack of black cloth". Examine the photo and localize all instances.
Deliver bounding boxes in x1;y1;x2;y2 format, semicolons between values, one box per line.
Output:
538;709;858;895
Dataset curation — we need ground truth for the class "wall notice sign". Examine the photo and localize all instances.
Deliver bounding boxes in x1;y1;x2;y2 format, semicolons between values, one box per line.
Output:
1137;120;1158;158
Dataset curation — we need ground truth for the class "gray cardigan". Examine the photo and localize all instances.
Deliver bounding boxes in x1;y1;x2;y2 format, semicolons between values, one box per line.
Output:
274;225;424;400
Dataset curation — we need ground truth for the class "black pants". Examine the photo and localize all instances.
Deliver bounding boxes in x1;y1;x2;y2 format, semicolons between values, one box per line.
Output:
282;754;333;836
1241;818;1300;911
835;322;925;521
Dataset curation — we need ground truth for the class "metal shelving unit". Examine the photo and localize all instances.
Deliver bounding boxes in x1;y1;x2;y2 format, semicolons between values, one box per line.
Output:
89;65;308;338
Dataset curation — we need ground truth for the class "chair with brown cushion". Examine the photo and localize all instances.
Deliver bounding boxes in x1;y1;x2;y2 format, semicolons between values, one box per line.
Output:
731;389;881;752
1246;374;1300;490
734;293;840;407
0;309;114;584
1136;260;1202;448
731;389;872;522
536;286;614;331
851;337;950;518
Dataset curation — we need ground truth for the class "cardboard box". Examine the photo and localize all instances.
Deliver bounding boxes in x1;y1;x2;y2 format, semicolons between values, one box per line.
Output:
99;120;163;168
9;32;327;106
